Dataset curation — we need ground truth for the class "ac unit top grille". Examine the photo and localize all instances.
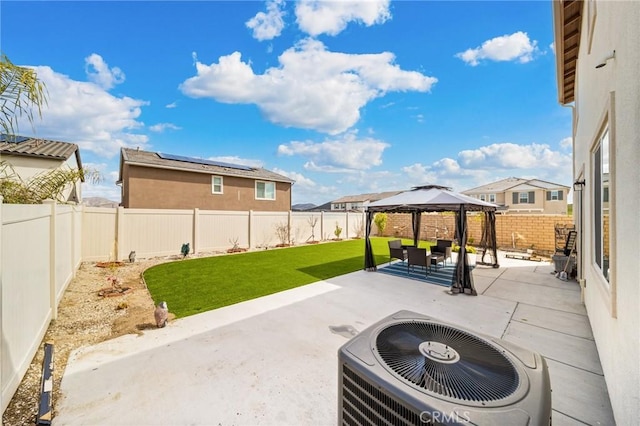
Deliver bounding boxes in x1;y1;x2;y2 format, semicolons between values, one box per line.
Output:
375;321;520;403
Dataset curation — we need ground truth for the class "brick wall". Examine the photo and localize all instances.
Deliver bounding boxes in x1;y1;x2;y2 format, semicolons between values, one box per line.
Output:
381;212;574;254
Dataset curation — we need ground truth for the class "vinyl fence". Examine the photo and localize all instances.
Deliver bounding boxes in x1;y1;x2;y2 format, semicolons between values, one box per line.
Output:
1;203;365;413
1;201;83;413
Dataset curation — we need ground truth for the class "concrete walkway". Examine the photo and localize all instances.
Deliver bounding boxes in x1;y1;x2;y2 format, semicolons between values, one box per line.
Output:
54;253;614;425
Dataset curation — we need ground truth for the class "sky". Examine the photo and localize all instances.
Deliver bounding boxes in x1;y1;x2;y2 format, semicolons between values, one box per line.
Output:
2;0;573;206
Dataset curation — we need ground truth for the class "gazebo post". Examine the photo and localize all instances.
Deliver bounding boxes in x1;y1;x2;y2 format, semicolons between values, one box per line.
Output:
412;211;421;247
364;210;376;271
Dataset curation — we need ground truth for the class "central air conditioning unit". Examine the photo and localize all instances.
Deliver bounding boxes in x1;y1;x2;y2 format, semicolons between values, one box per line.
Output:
338;310;551;425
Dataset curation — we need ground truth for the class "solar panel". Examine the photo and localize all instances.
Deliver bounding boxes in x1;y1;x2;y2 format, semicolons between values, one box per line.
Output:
0;134;30;143
157;152;253;171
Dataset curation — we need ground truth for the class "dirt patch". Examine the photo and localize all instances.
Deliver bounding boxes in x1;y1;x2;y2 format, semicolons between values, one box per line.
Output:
1;252;214;426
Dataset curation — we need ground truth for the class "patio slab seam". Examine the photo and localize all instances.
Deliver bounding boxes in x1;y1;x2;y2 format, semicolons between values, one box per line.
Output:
476;267;506;295
510;318;594;341
552;409;592;425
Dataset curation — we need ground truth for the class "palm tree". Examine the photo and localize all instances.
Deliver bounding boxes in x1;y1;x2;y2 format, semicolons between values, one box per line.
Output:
0;53;47;136
0;54;102;204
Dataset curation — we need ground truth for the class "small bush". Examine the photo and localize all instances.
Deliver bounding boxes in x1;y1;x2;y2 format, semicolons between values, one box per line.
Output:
452;244;477;254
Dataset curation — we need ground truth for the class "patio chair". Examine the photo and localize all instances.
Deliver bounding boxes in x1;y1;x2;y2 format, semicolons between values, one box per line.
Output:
431;239;452;265
388;239;407;264
407;247;431;276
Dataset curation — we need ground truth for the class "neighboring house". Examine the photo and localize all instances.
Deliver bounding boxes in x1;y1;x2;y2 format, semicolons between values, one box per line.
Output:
330;191;402;212
118;148;294;211
462;177;569;214
554;1;639;424
0;134;84;203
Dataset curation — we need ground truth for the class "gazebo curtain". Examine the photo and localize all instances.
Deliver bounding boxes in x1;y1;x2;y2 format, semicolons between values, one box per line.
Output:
411;211;421;247
364;211;376;271
451;205;476;295
478;211;499;268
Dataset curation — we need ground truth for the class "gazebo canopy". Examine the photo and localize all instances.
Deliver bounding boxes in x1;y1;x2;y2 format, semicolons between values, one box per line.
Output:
366;184;497;213
364;185;499;295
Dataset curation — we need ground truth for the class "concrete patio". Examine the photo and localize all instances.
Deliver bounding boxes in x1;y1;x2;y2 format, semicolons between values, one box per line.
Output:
54;253;614;425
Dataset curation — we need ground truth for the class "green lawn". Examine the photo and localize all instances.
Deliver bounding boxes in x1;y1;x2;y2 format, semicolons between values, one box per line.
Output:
143;237;427;318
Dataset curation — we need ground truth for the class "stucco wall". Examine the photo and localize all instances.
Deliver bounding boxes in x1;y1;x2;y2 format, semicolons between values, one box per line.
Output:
122;165;291;211
571;1;640;423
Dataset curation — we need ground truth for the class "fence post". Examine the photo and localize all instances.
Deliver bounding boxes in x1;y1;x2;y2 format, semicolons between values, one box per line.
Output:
345;212;349;238
116;206;124;261
248;210;254;249
320;211;325;241
43;200;57;320
193;208;199;254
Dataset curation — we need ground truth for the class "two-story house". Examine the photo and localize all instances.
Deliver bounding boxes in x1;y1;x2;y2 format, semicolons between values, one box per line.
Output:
330;191;403;212
0;134;84;203
118;148;294;211
462;177;569;214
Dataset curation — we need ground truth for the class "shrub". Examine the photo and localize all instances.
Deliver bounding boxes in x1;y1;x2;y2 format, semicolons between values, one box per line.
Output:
373;213;388;235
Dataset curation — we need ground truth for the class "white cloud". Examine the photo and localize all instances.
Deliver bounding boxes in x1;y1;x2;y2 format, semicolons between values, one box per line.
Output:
246;0;286;41
180;38;437;134
166;102;178;109
295;0;391;36
398;142;572;193
208;156;264;168
149;123;181;133
560;136;572;150
550;42;556;55
25;65;149;158
84;53;125;89
458;142;570;170
456;31;539;66
277;132;389;171
81;165;121;201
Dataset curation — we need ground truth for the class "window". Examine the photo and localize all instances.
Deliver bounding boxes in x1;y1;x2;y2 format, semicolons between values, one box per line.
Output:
547;190;563;201
519;192;529;203
211;176;223;194
489;194;496;203
256;181;275;200
512;191;535;204
479;194;486;201
593;125;610;282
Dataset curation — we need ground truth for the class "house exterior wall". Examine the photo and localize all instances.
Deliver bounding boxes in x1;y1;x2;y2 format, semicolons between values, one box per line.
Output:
507;189;568;214
467;187;567;214
122;164;291;211
569;2;640;423
0;155;82;202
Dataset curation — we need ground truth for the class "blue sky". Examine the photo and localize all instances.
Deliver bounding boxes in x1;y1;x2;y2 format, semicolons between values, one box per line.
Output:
3;0;572;206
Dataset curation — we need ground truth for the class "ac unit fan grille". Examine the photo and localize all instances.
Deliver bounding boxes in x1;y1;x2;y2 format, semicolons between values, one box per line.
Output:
376;321;519;403
341;364;440;426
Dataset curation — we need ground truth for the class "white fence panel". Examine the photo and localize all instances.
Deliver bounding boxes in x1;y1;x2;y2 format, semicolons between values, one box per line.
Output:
291;212;323;244
346;211;365;239
119;208;194;259
1;204;52;413
82;207;117;261
321;212;349;240
54;205;75;303
198;210;249;252
251;211;289;248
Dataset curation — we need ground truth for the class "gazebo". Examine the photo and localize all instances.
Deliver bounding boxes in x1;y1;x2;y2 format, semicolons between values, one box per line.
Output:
364;185;499;295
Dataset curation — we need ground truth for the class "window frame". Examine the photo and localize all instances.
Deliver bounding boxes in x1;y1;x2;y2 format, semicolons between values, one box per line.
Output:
255;181;276;201
588;91;616;317
211;175;223;194
488;193;496;203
